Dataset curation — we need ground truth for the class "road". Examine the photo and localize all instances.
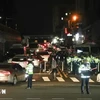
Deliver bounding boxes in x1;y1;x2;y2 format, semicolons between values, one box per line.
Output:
0;67;99;100
0;84;100;100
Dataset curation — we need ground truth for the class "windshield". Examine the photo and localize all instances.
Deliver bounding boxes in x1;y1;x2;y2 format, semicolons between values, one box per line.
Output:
75;47;89;52
9;48;24;54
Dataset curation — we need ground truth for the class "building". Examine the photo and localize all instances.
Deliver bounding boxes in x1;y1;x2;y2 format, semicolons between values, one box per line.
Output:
52;2;76;36
0;0;17;29
76;0;100;26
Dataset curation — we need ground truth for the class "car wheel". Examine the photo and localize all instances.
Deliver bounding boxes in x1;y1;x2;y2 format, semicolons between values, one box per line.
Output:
12;76;17;85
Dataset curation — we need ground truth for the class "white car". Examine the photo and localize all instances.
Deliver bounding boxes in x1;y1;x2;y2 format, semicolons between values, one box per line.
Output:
32;55;44;67
8;55;28;68
37;51;50;62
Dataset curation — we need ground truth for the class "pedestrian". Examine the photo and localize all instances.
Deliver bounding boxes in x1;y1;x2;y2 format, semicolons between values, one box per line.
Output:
51;56;57;80
78;59;91;94
25;58;34;89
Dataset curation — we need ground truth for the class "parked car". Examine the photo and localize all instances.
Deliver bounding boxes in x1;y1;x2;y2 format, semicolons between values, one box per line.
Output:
0;63;26;85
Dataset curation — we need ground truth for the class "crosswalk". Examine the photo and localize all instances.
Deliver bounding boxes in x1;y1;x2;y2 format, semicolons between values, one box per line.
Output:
32;76;96;83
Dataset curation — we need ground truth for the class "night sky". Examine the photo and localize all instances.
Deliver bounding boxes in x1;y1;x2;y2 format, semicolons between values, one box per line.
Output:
14;1;52;35
13;0;75;35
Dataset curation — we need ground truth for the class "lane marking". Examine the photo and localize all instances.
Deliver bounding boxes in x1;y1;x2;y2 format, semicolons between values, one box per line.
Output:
70;77;80;82
52;98;64;99
27;98;40;99
0;98;13;100
89;79;94;82
57;69;63;77
56;77;65;82
32;79;36;81
77;98;92;100
42;77;50;81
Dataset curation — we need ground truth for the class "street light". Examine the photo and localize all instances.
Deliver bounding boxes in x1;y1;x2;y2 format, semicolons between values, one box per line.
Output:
65;13;68;16
72;15;78;21
0;16;2;19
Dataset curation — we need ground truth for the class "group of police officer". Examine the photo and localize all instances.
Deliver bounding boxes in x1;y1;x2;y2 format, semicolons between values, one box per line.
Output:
67;54;99;75
66;54;100;94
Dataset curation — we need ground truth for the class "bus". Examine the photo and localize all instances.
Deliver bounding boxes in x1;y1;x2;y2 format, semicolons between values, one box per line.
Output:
73;44;100;56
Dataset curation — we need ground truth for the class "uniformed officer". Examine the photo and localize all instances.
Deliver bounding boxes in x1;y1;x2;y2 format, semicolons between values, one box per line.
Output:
26;58;34;89
78;59;91;94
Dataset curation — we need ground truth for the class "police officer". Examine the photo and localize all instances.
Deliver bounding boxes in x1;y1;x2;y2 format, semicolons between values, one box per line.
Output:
79;59;91;94
26;58;34;89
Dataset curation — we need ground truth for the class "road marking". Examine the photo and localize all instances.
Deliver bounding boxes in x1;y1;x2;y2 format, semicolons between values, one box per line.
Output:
42;77;50;81
70;77;80;82
89;79;94;82
52;98;64;99
56;77;65;82
77;98;92;100
57;69;63;77
32;79;36;81
27;98;40;99
0;98;13;100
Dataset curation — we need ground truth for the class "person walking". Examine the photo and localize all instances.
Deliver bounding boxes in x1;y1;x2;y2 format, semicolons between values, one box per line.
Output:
51;56;57;80
78;59;91;94
26;58;34;89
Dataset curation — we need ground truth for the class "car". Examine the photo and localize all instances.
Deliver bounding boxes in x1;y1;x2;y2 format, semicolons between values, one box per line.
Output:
0;63;26;85
36;51;50;62
5;46;26;59
32;55;44;67
8;54;29;68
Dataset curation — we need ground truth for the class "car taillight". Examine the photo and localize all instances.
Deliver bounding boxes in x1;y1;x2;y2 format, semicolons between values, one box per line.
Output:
1;71;11;76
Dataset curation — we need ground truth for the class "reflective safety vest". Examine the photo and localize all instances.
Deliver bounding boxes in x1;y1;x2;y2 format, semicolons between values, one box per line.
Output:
67;57;72;64
79;63;91;78
26;63;34;75
95;58;99;63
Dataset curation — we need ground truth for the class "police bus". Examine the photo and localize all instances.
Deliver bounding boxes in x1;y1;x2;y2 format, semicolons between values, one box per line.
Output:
73;44;100;56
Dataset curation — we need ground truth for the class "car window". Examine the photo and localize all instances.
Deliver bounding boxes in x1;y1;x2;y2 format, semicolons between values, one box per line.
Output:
12;64;23;71
9;48;24;54
12;57;27;61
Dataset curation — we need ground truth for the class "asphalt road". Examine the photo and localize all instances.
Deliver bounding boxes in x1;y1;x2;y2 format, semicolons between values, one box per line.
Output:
0;83;100;100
